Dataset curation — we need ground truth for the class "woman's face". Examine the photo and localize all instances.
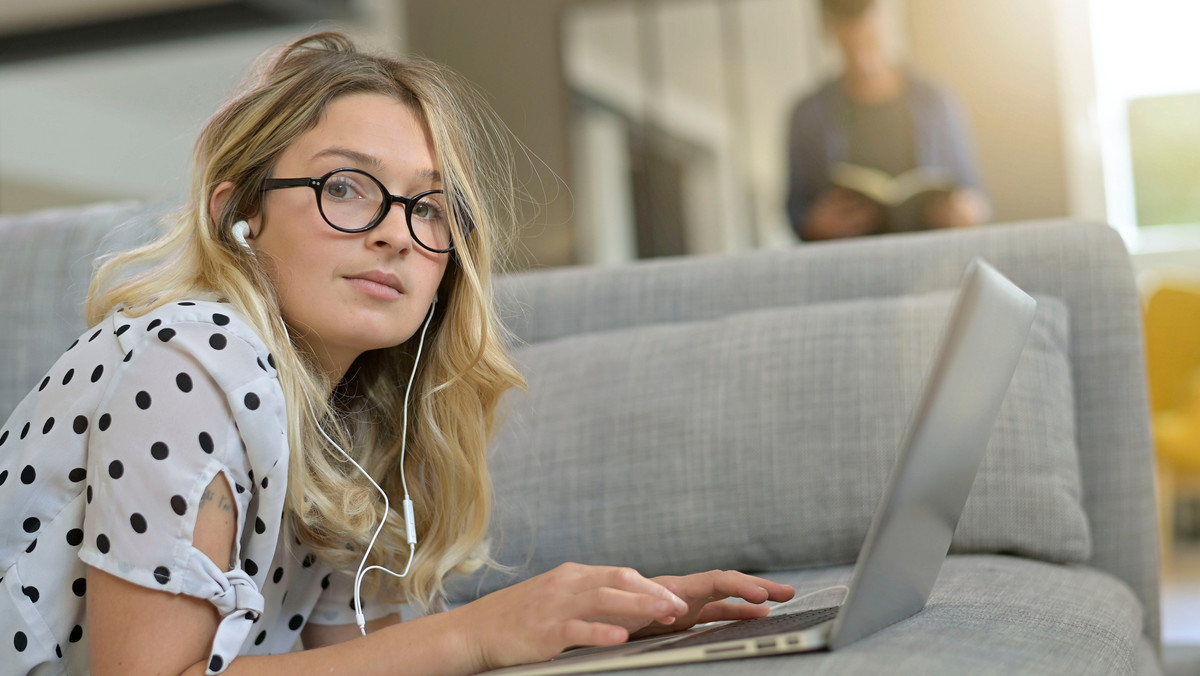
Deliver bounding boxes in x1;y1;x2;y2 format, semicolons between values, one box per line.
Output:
249;93;450;380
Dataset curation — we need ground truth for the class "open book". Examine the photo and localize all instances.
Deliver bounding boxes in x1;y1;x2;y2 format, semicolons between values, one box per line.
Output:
830;163;957;233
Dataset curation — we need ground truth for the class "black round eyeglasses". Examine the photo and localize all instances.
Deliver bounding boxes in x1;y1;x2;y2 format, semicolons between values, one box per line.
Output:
263;167;459;253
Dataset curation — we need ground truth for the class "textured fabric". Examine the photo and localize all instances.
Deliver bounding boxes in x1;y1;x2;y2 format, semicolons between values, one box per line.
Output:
587;555;1152;676
493;219;1160;644
452;291;1087;601
0;202;156;422
0;301;398;674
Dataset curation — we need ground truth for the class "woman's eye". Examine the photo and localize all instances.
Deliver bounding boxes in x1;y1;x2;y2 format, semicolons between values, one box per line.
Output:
325;178;365;200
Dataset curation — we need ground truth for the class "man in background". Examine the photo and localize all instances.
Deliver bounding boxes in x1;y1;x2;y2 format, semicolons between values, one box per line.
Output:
786;0;990;240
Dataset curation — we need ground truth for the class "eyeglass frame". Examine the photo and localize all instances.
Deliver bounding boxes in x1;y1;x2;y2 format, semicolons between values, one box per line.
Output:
261;167;461;254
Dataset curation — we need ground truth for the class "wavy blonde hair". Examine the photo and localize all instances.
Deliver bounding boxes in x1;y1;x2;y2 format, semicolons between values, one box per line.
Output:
86;32;526;611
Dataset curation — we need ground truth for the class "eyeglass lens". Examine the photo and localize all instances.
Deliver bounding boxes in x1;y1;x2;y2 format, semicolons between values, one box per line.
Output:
320;170;452;251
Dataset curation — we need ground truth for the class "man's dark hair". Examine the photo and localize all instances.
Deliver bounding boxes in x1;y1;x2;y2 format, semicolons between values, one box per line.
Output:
820;0;875;20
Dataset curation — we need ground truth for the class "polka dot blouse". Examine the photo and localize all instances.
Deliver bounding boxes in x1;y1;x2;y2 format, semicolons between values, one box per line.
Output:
0;300;401;674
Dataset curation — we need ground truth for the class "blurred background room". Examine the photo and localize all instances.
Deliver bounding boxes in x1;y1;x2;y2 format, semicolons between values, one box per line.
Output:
2;0;1199;668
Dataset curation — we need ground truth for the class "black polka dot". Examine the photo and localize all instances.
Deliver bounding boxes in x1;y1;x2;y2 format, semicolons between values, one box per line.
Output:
255;517;266;535
55;644;61;658
254;630;267;645
41;417;54;435
153;566;171;584
89;328;102;342
108;460;124;479
235;484;245;494
98;413;111;431
209;333;227;350
115;323;131;336
24;539;36;554
86;485;93;504
67;339;79;351
72;578;86;597
69;625;83;643
69;467;86;482
90;365;104;383
72;416;88;434
21;586;38;603
244;559;258;576
171;495;188;515
302;553;315;568
19;423;29;440
124;350;133;362
135;391;152;410
14;631;26;652
273;567;284;584
0;470;7;485
96;534;110;553
147;318;162;331
61;369;74;386
199;431;214;453
151;441;169;460
244;393;260;410
321;574;331;590
38;376;49;392
66;528;83;546
21;465;35;484
348;597;356;611
268;353;276;369
0;431;6;447
209;655;223;672
213;313;230;326
257;358;267;372
261;476;269;490
176;373;193;392
178;301;195;306
288;614;304;631
157;328;176;342
130;513;147;533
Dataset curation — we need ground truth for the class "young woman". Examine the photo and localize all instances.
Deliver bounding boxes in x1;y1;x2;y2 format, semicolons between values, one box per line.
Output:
0;32;793;675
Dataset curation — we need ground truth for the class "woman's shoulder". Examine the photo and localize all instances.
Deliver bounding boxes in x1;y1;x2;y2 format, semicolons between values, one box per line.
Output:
106;299;283;406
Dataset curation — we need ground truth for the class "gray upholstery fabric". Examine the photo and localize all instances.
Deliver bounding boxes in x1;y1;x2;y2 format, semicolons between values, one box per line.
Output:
0;202;158;418
494;220;1161;644
459;291;1089;601
591;555;1153;676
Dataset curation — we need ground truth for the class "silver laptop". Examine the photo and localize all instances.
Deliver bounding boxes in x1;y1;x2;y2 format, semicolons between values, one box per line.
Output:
488;258;1037;675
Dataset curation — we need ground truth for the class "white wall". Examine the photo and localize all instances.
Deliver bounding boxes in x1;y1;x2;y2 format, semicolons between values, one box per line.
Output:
0;2;406;215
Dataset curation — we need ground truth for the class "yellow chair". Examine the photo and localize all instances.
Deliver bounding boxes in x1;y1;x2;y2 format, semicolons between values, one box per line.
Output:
1144;281;1200;558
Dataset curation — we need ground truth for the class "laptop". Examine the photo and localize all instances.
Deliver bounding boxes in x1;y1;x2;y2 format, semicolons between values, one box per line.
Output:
488;258;1038;675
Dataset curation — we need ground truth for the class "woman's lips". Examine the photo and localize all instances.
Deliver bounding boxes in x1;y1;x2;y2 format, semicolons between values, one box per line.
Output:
346;276;403;299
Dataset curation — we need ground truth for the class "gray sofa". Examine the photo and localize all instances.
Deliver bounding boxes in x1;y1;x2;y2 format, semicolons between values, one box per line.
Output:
0;203;1162;674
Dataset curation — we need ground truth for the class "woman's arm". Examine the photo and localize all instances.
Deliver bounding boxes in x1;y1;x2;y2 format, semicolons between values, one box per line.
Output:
89;467;691;675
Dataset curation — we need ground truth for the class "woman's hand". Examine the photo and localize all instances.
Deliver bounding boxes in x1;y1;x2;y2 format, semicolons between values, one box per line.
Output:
630;570;796;639
451;563;691;672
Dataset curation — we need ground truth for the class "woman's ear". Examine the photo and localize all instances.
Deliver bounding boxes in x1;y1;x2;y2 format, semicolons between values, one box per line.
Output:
209;181;260;238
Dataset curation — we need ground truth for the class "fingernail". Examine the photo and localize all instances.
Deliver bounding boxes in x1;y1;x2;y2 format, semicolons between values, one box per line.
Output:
671;595;688;613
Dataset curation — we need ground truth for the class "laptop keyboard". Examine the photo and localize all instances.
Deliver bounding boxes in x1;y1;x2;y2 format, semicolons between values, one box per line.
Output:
642;606;840;652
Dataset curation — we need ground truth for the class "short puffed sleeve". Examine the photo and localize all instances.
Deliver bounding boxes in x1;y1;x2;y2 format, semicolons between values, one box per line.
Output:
79;308;288;674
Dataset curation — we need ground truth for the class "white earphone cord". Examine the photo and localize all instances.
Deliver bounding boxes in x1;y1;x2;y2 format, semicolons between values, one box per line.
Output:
310;298;437;635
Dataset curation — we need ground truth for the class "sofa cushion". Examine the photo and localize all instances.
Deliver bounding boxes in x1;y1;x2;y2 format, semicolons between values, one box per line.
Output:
451;291;1088;601
618;556;1145;676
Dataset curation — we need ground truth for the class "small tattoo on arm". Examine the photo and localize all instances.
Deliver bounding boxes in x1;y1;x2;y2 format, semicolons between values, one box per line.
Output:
200;487;234;513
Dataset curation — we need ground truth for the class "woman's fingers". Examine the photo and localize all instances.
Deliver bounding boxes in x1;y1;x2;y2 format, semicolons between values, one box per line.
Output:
559;618;628;648
574;586;681;622
694;600;772;625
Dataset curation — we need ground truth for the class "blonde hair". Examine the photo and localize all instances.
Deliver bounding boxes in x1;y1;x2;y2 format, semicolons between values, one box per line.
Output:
87;32;526;611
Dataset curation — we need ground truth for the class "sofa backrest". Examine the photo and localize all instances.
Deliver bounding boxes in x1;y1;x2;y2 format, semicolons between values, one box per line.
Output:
488;220;1159;644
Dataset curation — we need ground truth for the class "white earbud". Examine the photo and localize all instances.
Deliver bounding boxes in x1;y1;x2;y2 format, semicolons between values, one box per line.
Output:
232;220;252;252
